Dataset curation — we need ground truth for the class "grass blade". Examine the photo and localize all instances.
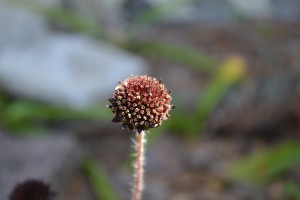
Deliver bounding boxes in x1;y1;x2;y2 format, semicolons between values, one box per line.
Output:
84;158;119;200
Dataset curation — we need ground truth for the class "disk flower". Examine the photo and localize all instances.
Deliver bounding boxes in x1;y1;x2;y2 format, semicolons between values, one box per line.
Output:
108;75;174;133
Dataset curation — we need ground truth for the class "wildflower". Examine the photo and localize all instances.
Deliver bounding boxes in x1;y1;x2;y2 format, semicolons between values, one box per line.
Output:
108;75;174;133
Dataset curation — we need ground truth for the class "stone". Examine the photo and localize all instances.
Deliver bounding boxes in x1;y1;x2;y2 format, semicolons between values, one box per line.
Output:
0;0;148;109
0;34;147;108
228;0;273;19
64;0;125;37
0;1;47;49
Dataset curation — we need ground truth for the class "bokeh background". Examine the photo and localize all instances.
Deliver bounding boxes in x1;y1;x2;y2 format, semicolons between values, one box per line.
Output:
1;0;300;199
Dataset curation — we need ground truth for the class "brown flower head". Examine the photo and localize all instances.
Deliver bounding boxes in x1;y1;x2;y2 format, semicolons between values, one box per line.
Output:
108;75;174;133
9;179;55;200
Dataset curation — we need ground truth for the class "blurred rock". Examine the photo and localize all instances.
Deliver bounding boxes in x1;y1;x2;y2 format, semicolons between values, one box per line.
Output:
228;0;273;20
64;0;126;38
0;0;148;109
274;0;300;21
0;34;147;108
33;0;62;6
0;132;80;200
123;0;300;25
0;1;47;49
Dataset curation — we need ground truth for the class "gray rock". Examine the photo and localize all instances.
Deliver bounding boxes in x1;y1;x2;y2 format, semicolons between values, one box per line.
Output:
228;0;273;20
0;34;147;108
0;0;148;109
31;0;62;7
0;1;47;49
64;0;125;37
0;132;81;200
274;0;300;21
125;0;300;25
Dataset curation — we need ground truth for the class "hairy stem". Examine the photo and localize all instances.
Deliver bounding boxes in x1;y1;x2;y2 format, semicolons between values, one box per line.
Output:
133;131;146;200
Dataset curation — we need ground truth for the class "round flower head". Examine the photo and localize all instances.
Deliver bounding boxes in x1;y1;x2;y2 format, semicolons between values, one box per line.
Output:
9;179;55;200
108;75;174;133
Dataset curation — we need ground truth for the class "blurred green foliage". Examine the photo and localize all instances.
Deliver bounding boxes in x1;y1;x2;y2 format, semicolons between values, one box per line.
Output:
284;181;300;200
133;42;219;72
164;55;246;137
127;0;192;34
230;142;300;184
0;97;111;134
84;158;120;200
256;22;275;39
43;7;106;38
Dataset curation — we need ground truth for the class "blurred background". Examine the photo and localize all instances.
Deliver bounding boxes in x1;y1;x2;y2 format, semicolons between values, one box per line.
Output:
1;0;300;199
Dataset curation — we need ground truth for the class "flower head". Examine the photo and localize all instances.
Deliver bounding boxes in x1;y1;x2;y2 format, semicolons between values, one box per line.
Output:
108;75;174;133
9;179;55;200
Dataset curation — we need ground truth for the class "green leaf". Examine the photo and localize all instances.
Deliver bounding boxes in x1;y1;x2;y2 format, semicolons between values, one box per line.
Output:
195;55;246;133
128;0;192;33
43;7;105;38
256;22;274;39
135;42;218;72
1;100;111;132
284;181;300;200
229;142;300;184
196;78;229;122
84;158;119;200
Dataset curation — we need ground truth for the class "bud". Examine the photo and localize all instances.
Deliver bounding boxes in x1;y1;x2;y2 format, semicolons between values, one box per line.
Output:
108;75;174;133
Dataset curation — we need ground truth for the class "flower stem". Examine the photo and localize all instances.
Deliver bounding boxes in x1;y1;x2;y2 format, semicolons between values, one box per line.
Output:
133;131;146;200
